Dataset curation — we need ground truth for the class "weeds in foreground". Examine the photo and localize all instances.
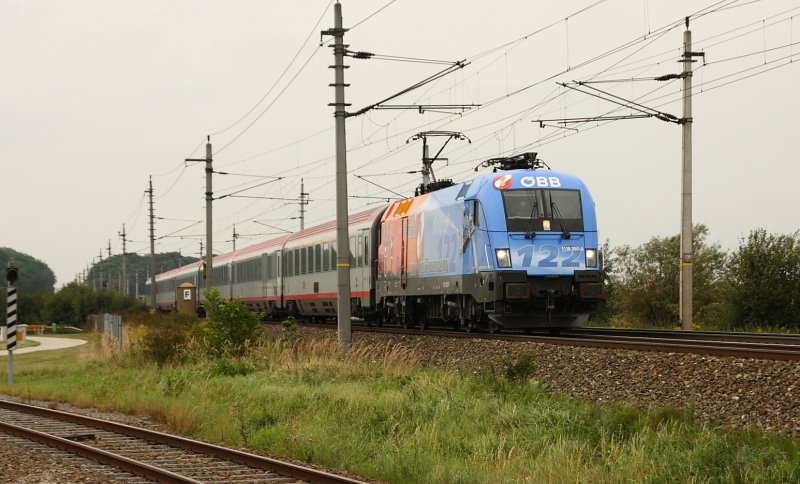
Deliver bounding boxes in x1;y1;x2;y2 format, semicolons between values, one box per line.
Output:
4;330;799;483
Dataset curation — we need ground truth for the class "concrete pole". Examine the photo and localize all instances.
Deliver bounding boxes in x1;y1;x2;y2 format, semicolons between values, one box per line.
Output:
205;138;214;290
680;23;694;330
120;223;128;297
231;225;237;299
300;178;306;231
148;176;157;307
98;249;104;291
107;239;112;291
331;2;352;351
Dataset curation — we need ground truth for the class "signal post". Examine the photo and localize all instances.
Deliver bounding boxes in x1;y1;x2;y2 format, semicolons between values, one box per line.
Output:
6;263;19;384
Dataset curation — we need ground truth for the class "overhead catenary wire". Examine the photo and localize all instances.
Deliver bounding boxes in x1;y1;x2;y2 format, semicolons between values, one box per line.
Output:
214;0;792;214
208;0;333;140
349;0;399;31
150;1;800;259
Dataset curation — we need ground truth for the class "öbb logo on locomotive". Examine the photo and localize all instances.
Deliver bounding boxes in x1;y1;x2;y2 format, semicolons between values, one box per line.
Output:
151;152;604;333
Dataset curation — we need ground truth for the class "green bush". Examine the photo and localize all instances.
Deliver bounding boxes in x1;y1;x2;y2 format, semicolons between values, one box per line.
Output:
200;288;264;357
137;314;198;365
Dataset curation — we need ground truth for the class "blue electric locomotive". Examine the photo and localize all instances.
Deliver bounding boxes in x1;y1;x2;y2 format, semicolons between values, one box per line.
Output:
151;152;603;332
376;152;604;332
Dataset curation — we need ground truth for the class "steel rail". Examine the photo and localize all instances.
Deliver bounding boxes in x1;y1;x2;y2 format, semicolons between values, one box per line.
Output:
0;400;366;484
562;327;800;345
297;323;800;361
0;420;201;484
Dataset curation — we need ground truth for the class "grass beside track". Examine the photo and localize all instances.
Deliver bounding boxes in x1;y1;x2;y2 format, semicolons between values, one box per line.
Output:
1;332;799;482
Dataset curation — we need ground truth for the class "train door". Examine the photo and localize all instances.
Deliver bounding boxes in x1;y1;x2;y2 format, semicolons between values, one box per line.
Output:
401;217;409;289
261;253;269;308
358;228;370;306
276;251;284;310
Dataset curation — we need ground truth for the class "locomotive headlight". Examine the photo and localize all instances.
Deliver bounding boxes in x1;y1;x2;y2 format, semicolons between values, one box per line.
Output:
585;248;598;267
496;248;512;268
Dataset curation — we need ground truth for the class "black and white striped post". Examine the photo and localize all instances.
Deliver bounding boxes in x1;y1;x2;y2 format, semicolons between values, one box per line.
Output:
6;263;19;385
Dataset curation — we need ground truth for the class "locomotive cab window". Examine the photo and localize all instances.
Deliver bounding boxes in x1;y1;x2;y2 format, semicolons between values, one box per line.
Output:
502;189;583;233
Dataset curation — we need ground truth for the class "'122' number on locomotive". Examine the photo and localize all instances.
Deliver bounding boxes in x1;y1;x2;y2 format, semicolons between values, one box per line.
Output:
517;245;582;268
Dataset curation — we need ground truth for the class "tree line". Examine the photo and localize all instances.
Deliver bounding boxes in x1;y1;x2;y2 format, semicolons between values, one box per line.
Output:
601;225;800;330
1;251;196;327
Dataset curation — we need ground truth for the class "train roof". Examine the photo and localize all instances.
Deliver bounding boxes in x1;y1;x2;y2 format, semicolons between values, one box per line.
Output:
154;260;202;283
285;205;388;245
153;205;389;282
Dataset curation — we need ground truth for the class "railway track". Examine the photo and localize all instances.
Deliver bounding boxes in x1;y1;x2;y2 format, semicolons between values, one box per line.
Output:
0;399;366;484
297;322;800;361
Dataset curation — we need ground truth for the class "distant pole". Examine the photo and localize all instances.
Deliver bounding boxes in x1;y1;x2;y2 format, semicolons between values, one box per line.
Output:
135;271;140;299
120;223;128;297
205;139;213;290
147;176;156;307
98;249;104;291
680;19;695;331
299;178;308;231
186;138;214;290
107;239;112;291
6;263;19;385
326;1;352;351
231;225;237;299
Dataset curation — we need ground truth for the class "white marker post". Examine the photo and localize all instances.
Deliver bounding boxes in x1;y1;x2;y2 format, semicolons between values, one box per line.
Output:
6;263;19;385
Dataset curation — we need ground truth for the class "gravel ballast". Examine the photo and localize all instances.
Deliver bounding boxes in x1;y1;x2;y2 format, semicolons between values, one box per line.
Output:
308;327;800;437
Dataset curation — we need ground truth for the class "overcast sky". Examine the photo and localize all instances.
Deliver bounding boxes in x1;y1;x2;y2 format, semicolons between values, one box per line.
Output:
3;0;799;287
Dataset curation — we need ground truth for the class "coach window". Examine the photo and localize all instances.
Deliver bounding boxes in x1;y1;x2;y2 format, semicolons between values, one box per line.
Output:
312;244;318;273
294;249;300;276
300;247;307;274
331;244;337;268
350;236;356;266
323;243;330;272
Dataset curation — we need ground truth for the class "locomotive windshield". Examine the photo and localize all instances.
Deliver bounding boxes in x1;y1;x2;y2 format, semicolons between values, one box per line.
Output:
502;189;584;233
